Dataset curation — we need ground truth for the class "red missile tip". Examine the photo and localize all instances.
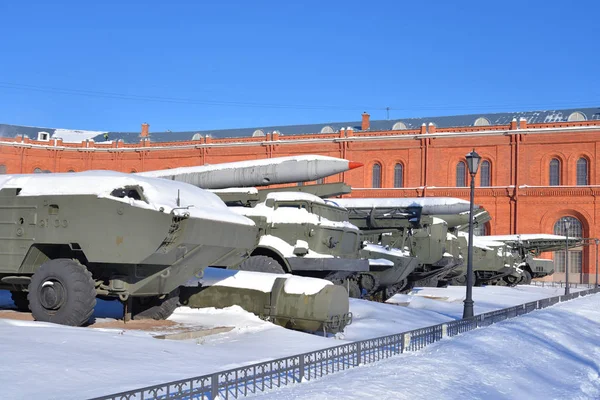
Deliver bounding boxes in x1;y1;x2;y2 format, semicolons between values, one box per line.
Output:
348;161;364;170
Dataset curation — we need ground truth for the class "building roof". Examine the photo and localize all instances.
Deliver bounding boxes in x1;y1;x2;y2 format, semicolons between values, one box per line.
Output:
1;108;599;144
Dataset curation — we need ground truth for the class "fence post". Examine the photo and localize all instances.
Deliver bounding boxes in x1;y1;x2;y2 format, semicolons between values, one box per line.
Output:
401;332;405;353
298;355;305;383
211;373;219;400
356;341;361;366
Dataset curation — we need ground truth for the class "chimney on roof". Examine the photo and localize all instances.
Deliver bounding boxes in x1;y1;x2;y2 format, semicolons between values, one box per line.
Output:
141;123;150;137
510;118;518;130
361;112;370;131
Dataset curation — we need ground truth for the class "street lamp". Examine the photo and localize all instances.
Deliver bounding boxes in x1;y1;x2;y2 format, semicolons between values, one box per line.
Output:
563;218;571;295
463;149;481;319
595;238;599;289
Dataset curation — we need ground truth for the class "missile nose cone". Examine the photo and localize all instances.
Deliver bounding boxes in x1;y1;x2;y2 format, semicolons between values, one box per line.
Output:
348;161;364;170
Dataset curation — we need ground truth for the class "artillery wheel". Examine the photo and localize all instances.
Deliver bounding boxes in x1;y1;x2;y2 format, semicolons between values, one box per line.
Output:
10;291;30;312
28;259;96;326
520;270;532;285
132;288;180;320
233;255;285;274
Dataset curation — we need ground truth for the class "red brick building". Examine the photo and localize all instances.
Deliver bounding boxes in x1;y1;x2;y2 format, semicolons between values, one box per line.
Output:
1;108;599;282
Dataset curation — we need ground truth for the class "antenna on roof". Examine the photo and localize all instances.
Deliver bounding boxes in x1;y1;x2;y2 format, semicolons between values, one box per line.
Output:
386;107;390;120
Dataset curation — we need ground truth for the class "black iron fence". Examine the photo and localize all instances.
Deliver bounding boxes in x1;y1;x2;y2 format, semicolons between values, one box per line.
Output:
90;288;600;400
530;280;598;289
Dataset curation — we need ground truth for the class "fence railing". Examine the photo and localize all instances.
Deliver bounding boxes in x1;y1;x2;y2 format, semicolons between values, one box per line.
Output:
90;287;600;400
530;280;598;289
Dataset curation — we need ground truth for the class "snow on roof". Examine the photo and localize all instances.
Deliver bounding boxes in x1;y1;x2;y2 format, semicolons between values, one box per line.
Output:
51;128;107;143
335;197;477;215
0;171;254;226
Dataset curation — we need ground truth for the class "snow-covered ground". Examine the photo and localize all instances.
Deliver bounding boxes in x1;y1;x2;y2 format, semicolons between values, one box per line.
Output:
257;292;600;400
0;285;594;399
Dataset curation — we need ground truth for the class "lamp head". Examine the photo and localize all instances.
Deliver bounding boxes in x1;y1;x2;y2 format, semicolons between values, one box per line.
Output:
465;149;481;175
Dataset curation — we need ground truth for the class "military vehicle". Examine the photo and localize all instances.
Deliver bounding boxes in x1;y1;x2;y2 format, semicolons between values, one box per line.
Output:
444;233;522;286
333;198;464;292
484;234;584;284
180;268;352;334
0;171;258;326
213;187;381;297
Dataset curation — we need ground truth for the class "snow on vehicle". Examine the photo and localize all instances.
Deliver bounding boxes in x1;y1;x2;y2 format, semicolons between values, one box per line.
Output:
0;171;258;326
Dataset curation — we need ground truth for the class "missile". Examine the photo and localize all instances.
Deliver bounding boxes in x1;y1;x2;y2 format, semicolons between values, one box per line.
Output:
333;197;478;215
137;155;363;189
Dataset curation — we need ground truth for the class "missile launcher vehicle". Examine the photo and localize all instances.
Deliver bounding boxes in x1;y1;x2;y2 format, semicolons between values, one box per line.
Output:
483;234;583;284
333;198;464;291
0;171;258;326
214;186;377;298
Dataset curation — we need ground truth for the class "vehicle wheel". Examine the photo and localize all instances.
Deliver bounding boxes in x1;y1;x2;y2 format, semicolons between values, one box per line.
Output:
504;274;520;287
347;280;361;299
384;279;408;300
359;273;379;295
10;291;30;312
28;259;96;326
520;270;532;285
132;288;180;320
233;255;286;274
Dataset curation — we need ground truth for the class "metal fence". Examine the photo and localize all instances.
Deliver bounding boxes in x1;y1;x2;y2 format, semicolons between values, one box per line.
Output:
530;280;598;289
90;287;600;400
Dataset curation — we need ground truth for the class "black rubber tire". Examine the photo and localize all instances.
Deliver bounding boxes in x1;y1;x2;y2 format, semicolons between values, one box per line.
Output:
10;291;30;312
233;255;286;274
520;270;532;285
132;288;180;320
28;259;96;326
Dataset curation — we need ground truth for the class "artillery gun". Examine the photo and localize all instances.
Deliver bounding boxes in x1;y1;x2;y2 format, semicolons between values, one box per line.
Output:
0;171;258;326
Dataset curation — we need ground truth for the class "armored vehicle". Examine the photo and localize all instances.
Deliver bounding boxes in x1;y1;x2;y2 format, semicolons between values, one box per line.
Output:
333;198;464;291
216;188;379;297
0;171;258;326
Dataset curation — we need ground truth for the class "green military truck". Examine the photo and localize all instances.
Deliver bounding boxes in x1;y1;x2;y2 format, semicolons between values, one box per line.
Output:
0;171;258;326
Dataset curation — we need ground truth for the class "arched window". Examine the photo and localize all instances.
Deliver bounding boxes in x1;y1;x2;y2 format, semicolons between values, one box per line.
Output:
553;217;583;274
67;169;75;173
456;161;466;187
480;160;490;187
577;158;588;185
473;222;489;236
0;165;6;174
394;163;403;188
33;168;43;173
372;163;382;188
549;158;560;186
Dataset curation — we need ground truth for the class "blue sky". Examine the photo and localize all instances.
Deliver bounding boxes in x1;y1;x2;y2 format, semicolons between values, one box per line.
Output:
0;0;598;132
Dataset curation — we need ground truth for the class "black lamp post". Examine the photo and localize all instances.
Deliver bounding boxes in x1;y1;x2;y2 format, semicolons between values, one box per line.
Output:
463;149;481;319
595;238;599;289
563;218;571;295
